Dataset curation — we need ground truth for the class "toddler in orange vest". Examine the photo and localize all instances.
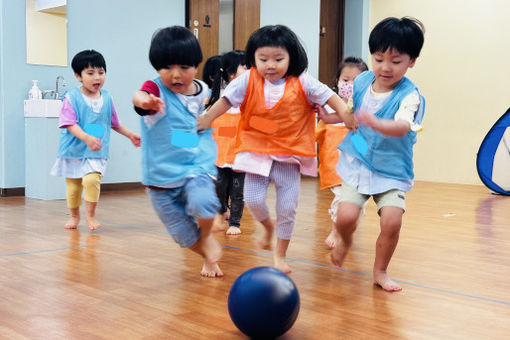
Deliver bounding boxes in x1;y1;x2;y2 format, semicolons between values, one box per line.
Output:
204;51;248;235
199;25;355;273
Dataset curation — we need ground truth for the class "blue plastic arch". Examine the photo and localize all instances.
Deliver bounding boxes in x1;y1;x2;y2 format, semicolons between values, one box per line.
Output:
476;107;510;195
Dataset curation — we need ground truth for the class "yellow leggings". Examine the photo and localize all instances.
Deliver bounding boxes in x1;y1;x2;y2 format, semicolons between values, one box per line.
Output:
66;172;102;208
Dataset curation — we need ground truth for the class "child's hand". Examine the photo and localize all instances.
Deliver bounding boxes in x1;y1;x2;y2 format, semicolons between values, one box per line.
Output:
356;111;378;129
343;113;358;132
143;94;165;114
197;113;212;132
315;104;343;125
314;104;327;119
129;132;141;147
85;135;102;151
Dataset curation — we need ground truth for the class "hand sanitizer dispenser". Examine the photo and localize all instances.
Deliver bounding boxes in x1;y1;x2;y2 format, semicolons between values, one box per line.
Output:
28;80;42;100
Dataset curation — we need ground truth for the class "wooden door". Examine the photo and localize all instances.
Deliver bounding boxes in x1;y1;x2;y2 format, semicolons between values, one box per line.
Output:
187;0;220;79
234;0;260;50
319;0;344;87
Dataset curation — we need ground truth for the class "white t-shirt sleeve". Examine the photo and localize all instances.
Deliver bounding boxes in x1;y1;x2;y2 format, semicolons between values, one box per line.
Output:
394;90;422;132
222;71;249;107
299;72;335;105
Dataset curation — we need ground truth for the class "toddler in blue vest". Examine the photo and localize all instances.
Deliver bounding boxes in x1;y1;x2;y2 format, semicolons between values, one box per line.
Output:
319;17;425;291
132;26;223;278
51;50;140;231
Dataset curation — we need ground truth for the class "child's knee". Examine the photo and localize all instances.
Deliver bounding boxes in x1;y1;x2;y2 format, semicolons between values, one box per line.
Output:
336;210;360;226
380;215;402;236
65;178;82;208
167;220;201;248
244;193;265;211
82;173;101;202
187;194;220;219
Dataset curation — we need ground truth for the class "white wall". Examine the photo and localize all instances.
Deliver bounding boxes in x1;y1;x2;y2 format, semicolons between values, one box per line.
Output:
26;0;67;66
370;0;510;185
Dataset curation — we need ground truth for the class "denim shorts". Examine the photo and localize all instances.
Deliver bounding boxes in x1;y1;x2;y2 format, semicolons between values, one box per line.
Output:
147;174;220;248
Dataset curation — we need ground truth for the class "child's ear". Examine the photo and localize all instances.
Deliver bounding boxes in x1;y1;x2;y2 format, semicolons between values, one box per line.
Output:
409;58;417;68
74;72;82;82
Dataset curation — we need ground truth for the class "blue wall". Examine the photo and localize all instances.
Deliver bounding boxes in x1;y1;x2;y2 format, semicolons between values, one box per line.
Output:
344;0;370;62
0;0;365;190
0;0;184;188
0;0;4;187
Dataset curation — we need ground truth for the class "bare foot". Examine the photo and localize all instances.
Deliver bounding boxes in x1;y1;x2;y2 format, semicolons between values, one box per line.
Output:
212;214;226;231
329;240;351;267
226;226;241;235
374;271;402;292
65;215;80;229
201;234;222;263
86;216;101;231
274;257;292;274
324;227;340;249
201;261;224;278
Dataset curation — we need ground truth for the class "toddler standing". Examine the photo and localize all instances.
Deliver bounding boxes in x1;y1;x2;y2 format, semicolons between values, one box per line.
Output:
205;51;248;235
51;50;140;231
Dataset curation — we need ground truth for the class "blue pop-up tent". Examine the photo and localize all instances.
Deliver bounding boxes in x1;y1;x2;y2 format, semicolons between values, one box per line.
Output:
476;107;510;195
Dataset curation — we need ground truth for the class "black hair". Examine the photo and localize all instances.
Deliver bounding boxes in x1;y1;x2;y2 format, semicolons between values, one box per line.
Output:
149;26;203;70
245;25;307;77
202;55;222;88
71;50;106;75
332;56;368;93
205;50;246;109
369;17;425;59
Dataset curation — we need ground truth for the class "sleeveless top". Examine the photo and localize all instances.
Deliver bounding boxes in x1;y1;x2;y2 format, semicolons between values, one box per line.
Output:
236;68;316;157
140;77;217;186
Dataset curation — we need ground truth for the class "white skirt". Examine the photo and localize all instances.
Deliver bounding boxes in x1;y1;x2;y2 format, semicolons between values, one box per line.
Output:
50;158;107;178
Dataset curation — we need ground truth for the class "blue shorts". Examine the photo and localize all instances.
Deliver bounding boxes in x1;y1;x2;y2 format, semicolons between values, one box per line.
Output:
147;174;220;248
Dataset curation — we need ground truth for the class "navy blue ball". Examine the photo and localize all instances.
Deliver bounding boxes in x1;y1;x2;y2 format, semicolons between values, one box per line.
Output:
228;266;300;338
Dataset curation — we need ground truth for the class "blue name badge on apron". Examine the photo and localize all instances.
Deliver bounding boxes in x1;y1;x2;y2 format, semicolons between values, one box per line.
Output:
171;130;199;148
351;133;368;155
84;123;105;138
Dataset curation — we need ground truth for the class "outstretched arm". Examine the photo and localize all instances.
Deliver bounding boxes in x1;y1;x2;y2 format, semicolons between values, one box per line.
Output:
314;104;342;124
356;111;410;137
132;91;165;114
319;94;358;131
197;97;233;131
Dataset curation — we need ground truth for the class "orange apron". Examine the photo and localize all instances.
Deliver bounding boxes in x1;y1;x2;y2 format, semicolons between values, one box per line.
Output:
211;112;241;166
236;68;316;157
316;120;348;189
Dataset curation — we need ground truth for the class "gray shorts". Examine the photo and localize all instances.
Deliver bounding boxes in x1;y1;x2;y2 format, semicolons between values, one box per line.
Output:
329;183;406;222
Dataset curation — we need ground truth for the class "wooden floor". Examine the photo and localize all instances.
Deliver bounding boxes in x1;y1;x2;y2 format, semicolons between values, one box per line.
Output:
1;178;510;339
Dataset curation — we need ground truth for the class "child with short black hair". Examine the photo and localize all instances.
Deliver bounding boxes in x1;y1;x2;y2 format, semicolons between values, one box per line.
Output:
51;49;140;231
205;51;248;235
199;25;355;273
319;17;426;291
132;26;223;278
